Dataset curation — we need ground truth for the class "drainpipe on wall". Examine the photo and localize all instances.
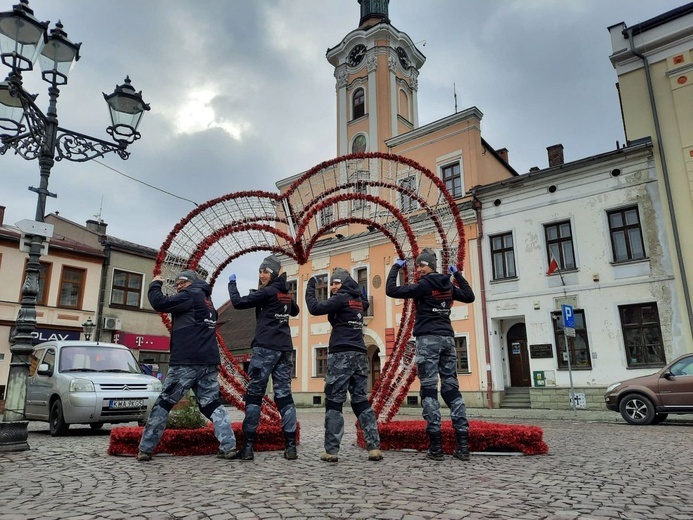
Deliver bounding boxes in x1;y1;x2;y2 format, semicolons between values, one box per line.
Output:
473;197;494;409
626;27;693;340
95;242;111;342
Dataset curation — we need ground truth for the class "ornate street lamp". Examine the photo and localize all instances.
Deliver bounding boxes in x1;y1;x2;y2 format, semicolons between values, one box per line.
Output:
0;1;149;452
81;317;95;341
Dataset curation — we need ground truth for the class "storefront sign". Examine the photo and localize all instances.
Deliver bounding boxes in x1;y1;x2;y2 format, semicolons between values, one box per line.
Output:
9;326;81;345
112;332;170;351
530;344;554;359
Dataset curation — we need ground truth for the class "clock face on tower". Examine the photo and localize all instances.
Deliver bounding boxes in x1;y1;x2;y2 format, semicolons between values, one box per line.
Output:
396;46;410;69
348;44;367;67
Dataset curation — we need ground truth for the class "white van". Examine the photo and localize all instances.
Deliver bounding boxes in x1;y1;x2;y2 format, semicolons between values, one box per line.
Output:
25;340;163;436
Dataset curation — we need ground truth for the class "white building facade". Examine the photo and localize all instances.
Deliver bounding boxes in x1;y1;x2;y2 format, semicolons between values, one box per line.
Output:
471;139;683;409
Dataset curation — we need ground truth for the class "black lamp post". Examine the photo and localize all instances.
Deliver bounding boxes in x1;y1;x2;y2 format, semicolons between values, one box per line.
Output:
0;1;149;451
81;317;95;341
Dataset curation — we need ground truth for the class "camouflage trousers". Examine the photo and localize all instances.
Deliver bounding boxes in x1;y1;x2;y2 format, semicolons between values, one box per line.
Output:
416;335;469;435
138;365;236;454
243;347;297;436
324;350;380;455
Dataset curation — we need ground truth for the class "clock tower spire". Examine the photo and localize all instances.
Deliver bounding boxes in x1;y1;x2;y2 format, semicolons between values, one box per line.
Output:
358;0;390;28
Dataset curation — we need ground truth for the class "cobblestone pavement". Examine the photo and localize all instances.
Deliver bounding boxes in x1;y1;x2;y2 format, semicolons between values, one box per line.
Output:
1;408;692;520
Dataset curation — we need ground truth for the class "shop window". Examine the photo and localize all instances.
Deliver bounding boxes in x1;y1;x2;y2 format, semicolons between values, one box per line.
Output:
619;303;666;367
551;309;591;369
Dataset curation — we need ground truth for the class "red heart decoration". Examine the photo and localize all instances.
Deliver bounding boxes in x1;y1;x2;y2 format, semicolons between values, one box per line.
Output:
155;152;466;426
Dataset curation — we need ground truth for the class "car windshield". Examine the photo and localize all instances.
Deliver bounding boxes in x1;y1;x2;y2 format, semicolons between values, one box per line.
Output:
58;346;142;374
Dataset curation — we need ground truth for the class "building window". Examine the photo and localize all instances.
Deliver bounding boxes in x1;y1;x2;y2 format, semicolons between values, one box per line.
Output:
352;134;367;154
619;303;666;367
455;336;470;373
314;274;328;302
441;162;463;198
111;269;143;308
355;267;368;297
399;175;418;213
552;309;591;369
291;349;297;379
319;206;334;228
490;232;516;280
58;266;86;309
350;170;369;211
315;347;328;377
287;279;298;305
545;221;576;270
352;88;365;119
21;261;51;306
608;207;646;262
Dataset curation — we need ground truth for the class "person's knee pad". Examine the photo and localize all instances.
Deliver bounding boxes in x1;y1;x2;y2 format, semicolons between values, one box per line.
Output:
350;399;370;418
244;394;263;407
158;399;175;412
441;389;461;408
199;399;222;420
274;394;294;411
420;387;438;401
326;399;343;413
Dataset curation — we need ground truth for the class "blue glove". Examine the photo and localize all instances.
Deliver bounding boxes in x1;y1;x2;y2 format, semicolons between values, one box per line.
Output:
395;259;407;268
229;274;236;282
449;265;458;274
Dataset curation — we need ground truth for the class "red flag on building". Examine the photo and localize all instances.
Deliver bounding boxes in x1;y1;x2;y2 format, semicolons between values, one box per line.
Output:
547;254;559;275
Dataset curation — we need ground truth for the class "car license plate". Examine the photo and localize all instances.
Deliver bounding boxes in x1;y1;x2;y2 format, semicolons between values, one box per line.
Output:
109;399;144;409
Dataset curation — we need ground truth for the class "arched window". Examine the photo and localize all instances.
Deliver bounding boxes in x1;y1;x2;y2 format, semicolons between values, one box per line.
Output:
399;89;410;121
352;88;365;119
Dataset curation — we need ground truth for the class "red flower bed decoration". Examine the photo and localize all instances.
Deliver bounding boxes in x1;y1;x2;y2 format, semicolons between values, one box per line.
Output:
357;420;548;456
108;422;300;457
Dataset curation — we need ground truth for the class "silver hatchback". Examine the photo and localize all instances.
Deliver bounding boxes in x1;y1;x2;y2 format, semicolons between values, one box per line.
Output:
25;340;163;436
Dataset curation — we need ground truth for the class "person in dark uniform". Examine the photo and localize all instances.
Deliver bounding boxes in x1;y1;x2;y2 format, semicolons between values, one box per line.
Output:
385;249;475;461
228;255;299;461
305;267;382;463
138;270;236;461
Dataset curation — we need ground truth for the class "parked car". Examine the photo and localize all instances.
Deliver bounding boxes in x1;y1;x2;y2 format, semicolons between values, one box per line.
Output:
25;340;163;436
604;353;693;425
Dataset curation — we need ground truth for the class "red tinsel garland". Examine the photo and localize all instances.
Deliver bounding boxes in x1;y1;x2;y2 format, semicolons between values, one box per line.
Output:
108;422;300;456
356;420;549;456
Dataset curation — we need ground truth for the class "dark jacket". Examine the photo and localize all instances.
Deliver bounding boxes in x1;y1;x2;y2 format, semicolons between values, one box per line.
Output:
148;279;220;366
228;272;299;352
385;265;475;337
305;273;369;353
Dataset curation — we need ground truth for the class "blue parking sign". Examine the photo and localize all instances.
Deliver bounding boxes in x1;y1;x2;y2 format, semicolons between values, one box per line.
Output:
562;304;575;328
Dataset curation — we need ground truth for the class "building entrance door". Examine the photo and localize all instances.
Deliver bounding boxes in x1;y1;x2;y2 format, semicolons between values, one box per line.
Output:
507;323;530;387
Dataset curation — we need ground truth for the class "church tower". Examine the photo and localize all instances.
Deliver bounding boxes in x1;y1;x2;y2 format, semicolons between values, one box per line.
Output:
326;0;425;155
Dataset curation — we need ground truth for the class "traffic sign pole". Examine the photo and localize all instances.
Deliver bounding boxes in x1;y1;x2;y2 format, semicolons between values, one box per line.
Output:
562;305;577;416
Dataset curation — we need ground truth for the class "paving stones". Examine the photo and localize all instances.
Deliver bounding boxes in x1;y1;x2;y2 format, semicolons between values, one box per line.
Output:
0;408;692;519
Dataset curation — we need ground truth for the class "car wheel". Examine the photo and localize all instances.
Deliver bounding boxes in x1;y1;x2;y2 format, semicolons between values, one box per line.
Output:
90;422;104;430
651;413;668;424
619;394;655;425
49;400;70;436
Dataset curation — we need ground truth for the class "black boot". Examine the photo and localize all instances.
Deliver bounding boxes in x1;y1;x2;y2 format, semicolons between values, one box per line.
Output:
453;430;470;461
283;431;298;460
239;431;255;461
426;431;444;461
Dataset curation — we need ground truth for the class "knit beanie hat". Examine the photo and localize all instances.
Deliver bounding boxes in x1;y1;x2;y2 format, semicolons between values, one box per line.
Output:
259;255;281;279
176;270;199;283
330;267;350;284
415;248;437;270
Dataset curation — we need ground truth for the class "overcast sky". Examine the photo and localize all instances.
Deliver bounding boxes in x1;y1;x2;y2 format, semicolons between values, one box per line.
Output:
2;0;685;303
